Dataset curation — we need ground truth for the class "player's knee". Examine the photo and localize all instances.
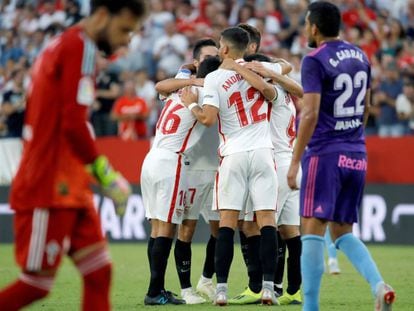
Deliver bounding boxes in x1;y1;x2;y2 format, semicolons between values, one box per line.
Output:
178;220;197;242
242;221;260;237
156;221;177;238
278;225;300;240
209;220;219;237
329;223;353;241
177;230;193;242
255;211;276;229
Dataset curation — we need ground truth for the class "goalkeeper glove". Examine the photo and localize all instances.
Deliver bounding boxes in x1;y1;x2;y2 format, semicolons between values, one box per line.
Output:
89;155;131;215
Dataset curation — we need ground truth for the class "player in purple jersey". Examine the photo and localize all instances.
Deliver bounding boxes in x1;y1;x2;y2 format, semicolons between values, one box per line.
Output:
286;2;395;311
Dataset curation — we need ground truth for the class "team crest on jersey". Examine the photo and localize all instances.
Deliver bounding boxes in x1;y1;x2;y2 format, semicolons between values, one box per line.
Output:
175;207;184;218
77;76;95;106
46;240;61;265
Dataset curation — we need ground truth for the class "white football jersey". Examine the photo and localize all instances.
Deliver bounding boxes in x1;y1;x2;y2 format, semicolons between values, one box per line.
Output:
152;92;204;153
202;59;273;156
155;68;218;170
270;85;297;166
184;123;219;171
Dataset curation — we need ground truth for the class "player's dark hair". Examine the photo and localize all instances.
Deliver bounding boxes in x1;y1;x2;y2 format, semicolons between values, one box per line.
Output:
193;39;217;60
221;27;249;53
308;1;341;38
196;56;221;78
244;53;271;63
238;23;261;52
90;0;148;17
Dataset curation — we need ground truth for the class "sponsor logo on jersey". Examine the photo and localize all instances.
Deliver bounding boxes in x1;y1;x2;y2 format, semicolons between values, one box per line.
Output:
334;118;362;131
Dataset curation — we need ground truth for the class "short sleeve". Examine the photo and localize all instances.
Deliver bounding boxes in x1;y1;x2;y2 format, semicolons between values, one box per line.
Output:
301;56;324;94
174;67;192;79
262;62;282;75
202;73;220;109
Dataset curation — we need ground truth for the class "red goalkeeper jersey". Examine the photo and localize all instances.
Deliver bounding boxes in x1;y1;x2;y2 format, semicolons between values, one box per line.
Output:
10;25;99;211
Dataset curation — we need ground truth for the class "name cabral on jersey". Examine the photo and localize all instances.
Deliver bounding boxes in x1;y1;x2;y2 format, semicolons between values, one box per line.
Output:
329;48;364;68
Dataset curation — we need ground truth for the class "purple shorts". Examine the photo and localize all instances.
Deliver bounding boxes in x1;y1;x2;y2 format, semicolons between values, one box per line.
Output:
300;151;367;223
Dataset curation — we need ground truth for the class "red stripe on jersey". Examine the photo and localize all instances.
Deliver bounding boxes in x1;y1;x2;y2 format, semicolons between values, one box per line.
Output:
167;154;182;223
304;157;314;216
217;115;225;157
274;160;278;213
304;156;318;217
215;158;223;211
179;120;197;153
309;157;319;216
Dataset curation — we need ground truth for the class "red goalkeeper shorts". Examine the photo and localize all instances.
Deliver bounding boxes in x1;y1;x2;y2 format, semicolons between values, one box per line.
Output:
14;207;105;271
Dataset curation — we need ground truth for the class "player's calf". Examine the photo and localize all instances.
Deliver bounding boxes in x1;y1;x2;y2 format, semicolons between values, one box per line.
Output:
0;272;54;310
74;247;112;311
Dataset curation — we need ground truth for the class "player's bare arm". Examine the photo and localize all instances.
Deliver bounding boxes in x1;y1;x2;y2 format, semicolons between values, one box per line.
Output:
220;58;276;102
155;77;204;97
363;88;371;127
269;71;303;98
246;61;303;98
180;86;218;127
287;93;320;189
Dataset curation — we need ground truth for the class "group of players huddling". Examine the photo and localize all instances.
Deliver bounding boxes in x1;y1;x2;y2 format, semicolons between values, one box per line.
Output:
0;1;396;311
142;1;396;310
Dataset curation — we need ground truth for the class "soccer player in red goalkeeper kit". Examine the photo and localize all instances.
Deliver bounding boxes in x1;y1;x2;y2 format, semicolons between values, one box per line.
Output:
0;1;147;310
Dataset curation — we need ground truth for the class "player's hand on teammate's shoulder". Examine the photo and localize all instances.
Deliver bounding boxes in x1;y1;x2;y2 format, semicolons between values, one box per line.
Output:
245;61;271;78
220;58;237;70
180;86;199;107
190;77;204;87
181;63;197;73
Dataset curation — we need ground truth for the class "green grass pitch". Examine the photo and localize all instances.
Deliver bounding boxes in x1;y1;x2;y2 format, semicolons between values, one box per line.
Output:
0;243;412;310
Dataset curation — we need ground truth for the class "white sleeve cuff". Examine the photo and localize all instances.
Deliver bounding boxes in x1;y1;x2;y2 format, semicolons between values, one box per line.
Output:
188;103;198;111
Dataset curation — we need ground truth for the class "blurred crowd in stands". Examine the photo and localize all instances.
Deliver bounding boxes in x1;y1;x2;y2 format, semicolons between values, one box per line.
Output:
0;0;414;140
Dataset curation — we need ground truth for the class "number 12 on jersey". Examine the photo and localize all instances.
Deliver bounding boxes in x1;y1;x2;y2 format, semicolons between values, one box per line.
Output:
229;87;267;127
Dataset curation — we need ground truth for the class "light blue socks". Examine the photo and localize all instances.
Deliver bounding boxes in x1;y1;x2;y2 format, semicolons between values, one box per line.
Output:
335;233;383;296
301;235;325;311
324;228;337;259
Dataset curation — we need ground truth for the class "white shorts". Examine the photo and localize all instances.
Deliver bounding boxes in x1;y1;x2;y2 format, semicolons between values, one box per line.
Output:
183;170;217;221
213;148;278;214
141;149;187;224
276;165;301;226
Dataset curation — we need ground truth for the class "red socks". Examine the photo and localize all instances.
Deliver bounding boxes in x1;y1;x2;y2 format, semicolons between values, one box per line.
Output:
0;274;52;310
76;248;112;311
